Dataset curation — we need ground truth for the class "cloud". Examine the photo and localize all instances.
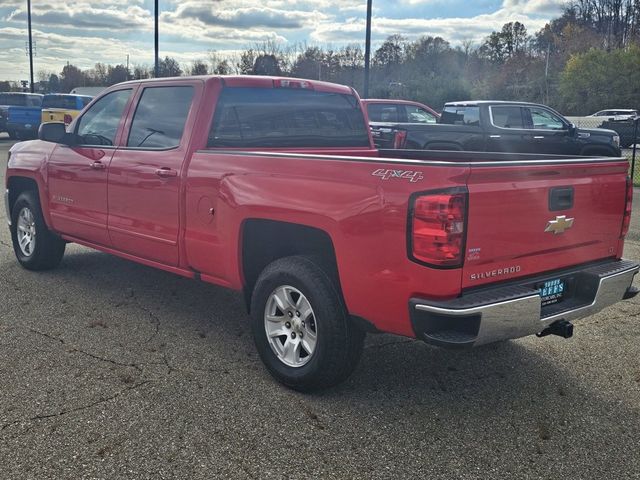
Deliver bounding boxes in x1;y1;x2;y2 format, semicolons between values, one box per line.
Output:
169;4;325;30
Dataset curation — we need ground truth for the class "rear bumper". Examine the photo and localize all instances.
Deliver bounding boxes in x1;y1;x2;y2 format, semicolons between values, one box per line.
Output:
410;259;639;348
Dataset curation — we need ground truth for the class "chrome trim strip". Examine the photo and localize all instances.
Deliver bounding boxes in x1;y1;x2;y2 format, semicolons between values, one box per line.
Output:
4;189;11;226
195;149;624;167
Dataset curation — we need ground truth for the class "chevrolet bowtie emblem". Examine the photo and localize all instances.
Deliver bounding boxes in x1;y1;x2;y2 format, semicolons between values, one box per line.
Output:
545;215;574;234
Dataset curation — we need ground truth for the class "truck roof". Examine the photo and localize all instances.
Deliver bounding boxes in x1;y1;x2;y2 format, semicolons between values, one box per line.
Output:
445;100;546;108
116;75;356;96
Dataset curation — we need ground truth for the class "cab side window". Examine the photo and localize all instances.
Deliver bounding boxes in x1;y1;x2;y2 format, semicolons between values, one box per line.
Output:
404;105;437;123
127;86;194;149
76;89;132;146
491;106;525;129
527;107;565;130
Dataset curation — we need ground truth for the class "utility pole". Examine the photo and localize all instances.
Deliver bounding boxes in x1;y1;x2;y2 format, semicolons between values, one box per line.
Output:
154;0;159;78
27;0;34;93
363;0;373;97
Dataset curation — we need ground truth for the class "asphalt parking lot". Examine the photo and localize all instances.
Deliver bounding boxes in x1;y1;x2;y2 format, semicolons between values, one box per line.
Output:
0;134;638;480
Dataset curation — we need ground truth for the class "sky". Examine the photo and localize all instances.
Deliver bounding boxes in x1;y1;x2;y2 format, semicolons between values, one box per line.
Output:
0;0;567;82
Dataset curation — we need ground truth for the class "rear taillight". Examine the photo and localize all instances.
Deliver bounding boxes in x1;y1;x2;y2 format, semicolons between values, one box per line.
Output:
274;79;314;89
409;189;467;267
63;114;72;125
621;176;633;238
393;130;407;149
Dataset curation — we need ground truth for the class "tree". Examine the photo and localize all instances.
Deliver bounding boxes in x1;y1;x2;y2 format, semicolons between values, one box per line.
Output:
157;56;182;77
253;54;281;75
190;60;208;76
60;64;85;93
106;64;129;85
373;35;406;69
238;49;257;74
48;74;60;93
133;65;151;80
559;46;640;114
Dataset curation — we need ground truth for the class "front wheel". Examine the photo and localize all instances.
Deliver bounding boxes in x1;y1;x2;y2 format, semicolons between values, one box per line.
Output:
250;255;365;392
10;191;66;270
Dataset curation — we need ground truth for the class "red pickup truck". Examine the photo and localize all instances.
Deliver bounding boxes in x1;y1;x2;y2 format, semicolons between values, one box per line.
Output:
5;76;638;391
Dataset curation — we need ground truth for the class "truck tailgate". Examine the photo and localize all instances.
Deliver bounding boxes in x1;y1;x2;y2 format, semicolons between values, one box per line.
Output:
463;159;629;290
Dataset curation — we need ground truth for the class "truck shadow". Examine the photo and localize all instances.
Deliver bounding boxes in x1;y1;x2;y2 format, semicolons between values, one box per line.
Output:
9;246;639;476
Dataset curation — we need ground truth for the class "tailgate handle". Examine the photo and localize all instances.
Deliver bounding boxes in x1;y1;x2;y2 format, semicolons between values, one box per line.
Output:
549;187;574;211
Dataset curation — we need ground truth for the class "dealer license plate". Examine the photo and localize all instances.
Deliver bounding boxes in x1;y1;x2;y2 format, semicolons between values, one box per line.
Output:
539;278;565;306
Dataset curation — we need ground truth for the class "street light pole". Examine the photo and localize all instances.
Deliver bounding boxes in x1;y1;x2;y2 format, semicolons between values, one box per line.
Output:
27;0;34;93
154;0;159;77
363;0;372;97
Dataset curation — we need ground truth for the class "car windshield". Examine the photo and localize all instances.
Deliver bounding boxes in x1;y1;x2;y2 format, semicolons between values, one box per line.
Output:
43;95;79;109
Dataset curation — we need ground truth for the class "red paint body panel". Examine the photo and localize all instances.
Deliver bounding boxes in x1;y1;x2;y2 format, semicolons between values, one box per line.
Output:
5;75;633;340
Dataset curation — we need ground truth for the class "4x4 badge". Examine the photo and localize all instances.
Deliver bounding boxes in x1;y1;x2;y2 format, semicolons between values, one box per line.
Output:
372;169;424;183
545;215;574;234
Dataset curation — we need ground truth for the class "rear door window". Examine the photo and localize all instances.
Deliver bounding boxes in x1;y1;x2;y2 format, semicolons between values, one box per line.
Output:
440;106;480;126
490;106;525;129
209;87;370;148
367;103;402;122
127;86;194;149
76;89;132;146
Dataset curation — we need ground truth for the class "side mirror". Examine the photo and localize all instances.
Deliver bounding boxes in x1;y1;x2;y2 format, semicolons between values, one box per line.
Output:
567;123;577;136
38;122;70;144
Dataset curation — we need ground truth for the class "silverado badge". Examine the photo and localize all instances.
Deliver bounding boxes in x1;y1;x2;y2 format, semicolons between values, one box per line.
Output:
545;215;574;235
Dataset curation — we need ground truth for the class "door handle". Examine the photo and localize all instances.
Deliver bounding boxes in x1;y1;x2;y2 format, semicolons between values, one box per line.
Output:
489;135;501;138
90;161;106;170
155;168;178;178
534;136;545;139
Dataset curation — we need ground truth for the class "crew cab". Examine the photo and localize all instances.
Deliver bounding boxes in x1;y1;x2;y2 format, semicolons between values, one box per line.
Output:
5;76;638;391
372;100;622;157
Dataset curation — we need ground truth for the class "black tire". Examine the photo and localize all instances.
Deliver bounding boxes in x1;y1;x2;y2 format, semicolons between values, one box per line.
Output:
7;129;17;140
10;190;65;270
250;255;365;392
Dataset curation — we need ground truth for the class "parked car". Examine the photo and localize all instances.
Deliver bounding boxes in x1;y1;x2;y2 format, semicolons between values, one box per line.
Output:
5;76;638;391
41;94;93;126
362;98;439;124
0;92;43;139
588;109;638;121
372;100;622;156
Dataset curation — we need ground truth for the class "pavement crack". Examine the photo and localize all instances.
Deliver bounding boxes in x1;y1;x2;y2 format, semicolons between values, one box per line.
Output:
2;381;151;436
28;327;142;372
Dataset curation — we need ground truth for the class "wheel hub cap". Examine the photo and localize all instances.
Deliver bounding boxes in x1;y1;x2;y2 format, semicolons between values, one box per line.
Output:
264;285;317;368
16;207;36;257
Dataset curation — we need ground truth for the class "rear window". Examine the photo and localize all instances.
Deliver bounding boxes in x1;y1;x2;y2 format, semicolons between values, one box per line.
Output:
0;94;41;107
43;95;78;109
208;87;370;148
440;106;480;126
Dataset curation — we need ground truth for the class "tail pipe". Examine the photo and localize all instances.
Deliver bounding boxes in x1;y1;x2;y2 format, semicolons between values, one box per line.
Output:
536;319;574;339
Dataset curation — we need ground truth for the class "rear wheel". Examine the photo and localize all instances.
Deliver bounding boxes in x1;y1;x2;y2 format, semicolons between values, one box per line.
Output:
250;255;365;391
10;191;65;270
7;129;17;140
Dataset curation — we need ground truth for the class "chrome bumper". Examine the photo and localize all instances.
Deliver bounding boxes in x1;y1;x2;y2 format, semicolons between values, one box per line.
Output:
4;189;10;226
411;260;639;348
